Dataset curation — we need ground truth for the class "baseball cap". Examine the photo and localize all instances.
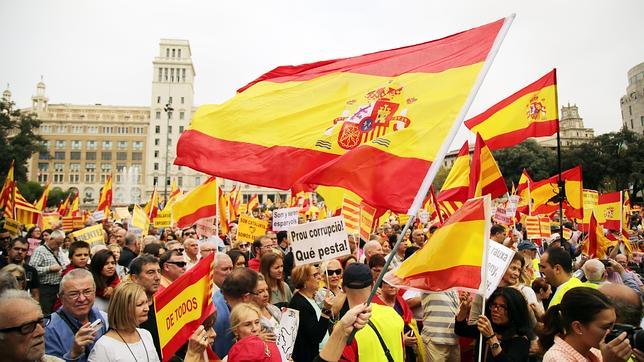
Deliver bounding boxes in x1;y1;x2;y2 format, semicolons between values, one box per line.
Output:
343;263;373;289
517;241;537;251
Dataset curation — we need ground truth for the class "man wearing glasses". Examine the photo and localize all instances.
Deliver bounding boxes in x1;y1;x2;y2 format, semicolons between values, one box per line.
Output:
158;250;186;291
248;235;275;272
0;290;51;362
45;269;108;362
4;238;40;301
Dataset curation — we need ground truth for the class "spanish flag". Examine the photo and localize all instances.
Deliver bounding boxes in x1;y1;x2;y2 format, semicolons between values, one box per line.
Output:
163;180;182;212
144;187;160;220
58;194;71;217
469;133;508;199
175;18;511;214
246;194;259;213
596;191;621;231
172;177;218;229
96;175;112;213
464;69;559;151
516;169;533;215
531;166;583;219
437;141;470;203
217;186;229;235
34;182;50;211
385;195;491;292
69;194;80;217
582;212;609;259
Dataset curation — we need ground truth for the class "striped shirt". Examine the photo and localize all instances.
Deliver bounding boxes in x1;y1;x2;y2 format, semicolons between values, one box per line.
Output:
29;245;66;285
421;291;460;345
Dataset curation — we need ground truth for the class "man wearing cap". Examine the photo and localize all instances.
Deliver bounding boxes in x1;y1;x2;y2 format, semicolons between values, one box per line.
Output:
340;263;404;361
518;241;540;281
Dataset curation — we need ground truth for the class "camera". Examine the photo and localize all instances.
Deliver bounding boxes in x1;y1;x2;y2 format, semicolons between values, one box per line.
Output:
605;323;644;351
600;259;612;268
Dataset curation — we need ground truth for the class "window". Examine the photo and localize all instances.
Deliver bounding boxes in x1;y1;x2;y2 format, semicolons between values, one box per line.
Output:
70;163;80;172
170;68;174;82
168;125;172;134
154;163;159;171
118;141;128;150
53;174;64;183
629;105;632;116
154;138;160;146
86;140;96;150
88;126;99;134
38;173;48;183
71;125;83;134
117;127;128;134
102;141;112;150
69;174;79;183
41;140;50;149
156;111;161;120
116;163;126;172
57;125;66;133
101;152;112;160
71;140;81;150
194;176;201;186
101;163;112;173
169;97;173;104
86;151;96;160
154;150;159;158
181;97;185;104
54;151;65;160
38;162;49;171
178;177;183;187
85;173;95;183
166;48;169;57
164;68;168;81
179;111;185;120
155;125;160;134
54;163;64;172
56;140;66;149
172;49;175;58
85;163;96;173
178;49;181;58
40;125;51;134
116;152;127;161
132;127;144;134
179;126;184;133
158;68;162;82
70;151;81;160
133;141;143;151
39;151;50;160
103;126;113;134
182;69;186;82
132;152;142;161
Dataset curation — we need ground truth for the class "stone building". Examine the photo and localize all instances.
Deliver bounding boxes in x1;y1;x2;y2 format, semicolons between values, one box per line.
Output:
620;61;644;135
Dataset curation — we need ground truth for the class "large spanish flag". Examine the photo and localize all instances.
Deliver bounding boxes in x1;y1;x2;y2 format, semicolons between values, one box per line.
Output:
531;166;583;219
469;133;508;199
464;69;559;151
596;191;621;231
172;177;218;228
437;141;470;202
175;18;512;214
385;195;491;292
96;175;112;213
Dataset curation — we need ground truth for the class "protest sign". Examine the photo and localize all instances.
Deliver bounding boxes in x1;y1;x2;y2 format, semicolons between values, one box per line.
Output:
272;207;299;231
27;238;40;256
114;207;131;220
418;210;429;224
276;308;299;361
91;210;106;222
39;213;61;230
195;217;216;238
132;205;149;236
484;241;515;298
69;224;105;246
237;214;268;243
3;218;20;234
493;208;512;225
155;253;215;361
154;210;172;228
289;216;350;266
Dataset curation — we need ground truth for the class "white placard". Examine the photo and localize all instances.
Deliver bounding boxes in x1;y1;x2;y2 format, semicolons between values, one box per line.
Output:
418;210;429;224
289;216;350;266
276;308;299;361
484;241;515;298
272;207;300;231
91;210;106;221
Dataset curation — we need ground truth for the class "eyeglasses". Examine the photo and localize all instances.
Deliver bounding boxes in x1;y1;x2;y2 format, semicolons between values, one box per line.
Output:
238;243;249;248
325;269;342;276
0;316;50;335
167;261;187;268
64;288;95;300
183;232;196;236
489;303;508;312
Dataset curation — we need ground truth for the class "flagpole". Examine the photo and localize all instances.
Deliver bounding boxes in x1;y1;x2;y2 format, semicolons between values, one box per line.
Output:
553;68;564;237
478;195;493;362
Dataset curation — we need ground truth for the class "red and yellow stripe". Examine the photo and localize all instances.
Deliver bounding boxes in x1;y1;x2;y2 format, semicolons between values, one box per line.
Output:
469;133;507;199
172;177;217;229
176;19;508;213
465;69;558;151
596;191;621;231
438;141;470;203
531;166;583;219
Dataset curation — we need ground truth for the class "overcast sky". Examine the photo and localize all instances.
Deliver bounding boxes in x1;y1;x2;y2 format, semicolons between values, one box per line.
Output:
1;0;642;150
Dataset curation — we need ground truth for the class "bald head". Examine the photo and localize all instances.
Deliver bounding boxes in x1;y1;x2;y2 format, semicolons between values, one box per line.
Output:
582;259;605;283
364;240;383;260
599;283;643;326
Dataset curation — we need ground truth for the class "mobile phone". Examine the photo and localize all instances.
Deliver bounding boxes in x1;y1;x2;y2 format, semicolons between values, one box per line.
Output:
90;319;103;332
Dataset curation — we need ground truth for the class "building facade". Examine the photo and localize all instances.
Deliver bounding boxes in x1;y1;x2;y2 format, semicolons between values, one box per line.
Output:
620;61;644;135
535;103;594;149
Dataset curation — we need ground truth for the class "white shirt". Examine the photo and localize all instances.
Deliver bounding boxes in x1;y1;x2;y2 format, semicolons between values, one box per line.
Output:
88;328;160;362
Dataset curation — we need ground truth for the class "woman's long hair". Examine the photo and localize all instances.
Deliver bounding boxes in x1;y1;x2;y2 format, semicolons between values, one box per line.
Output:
90;249;118;291
538;287;613;350
260;252;286;300
487;287;533;340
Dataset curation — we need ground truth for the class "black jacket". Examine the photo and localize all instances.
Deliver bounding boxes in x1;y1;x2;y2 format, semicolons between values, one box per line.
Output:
289;291;330;362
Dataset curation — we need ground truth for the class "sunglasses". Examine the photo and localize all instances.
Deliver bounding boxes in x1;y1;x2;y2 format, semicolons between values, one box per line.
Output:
325;269;342;276
183;232;196;236
238;243;249;248
167;261;187;268
0;316;50;335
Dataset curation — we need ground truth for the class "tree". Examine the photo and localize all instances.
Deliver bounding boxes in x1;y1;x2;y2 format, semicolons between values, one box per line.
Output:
432;166;450;191
17;181;43;204
493;139;557;187
0;99;45;182
47;187;70;208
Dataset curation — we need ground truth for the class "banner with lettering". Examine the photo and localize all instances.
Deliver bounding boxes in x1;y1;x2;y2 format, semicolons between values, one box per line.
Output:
154;252;215;361
69;224;105;245
289;216;350;266
237;214;268;243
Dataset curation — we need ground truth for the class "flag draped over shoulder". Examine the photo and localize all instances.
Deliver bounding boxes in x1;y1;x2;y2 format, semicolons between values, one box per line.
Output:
464;69;558;150
172;177;218;229
438;141;470;202
385;195;491;292
175;18;510;214
469;133;508;199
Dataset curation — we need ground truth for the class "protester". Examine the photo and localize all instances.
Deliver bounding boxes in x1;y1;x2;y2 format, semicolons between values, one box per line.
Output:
0;290;53;362
531;277;552;319
113;228;127;247
158;250;186;291
25;226;42;242
88;282;159;361
4;237;40;300
276;230;294;282
29;229;66;314
313;303;372;362
118;232;139;268
129;255;163;358
89;249;120;312
199;241;217;259
540;287;632;361
582;258;608;287
456;287;532;361
615;253;644;293
45;269;108;362
213;252;233;292
0;270;19;293
315;259;345;316
362;240;384;264
260;252;292;307
289;264;331;362
410;229;427;248
184;311;218;362
248;236;274;272
61;241;91;277
227;249;247;269
183;237;200;270
106;243;127;279
389;233;408;270
1;264;26;290
250;274;282;340
540;247;584;308
226;303;281;362
142;242;166;258
490;224;507;243
421;291;461;362
368;254;386;283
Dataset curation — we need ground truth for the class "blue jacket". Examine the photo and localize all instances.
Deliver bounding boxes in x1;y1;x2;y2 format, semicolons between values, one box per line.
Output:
45;306;108;362
212;290;234;358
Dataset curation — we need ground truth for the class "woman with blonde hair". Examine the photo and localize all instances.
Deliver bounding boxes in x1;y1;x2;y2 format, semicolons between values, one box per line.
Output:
1;264;27;290
89;282;159;361
227;303;281;361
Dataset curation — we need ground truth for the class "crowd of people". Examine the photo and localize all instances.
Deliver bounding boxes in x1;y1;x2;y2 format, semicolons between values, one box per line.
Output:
0;207;643;361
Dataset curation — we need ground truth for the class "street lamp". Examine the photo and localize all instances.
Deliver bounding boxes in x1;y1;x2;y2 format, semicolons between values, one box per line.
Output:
163;102;174;204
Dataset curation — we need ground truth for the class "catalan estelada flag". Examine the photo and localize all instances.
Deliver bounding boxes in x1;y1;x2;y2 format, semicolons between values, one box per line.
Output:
531;166;583;219
385;195;491;292
464;69;559;151
175;18;512;214
96;175;112;213
596;191;621;231
155;252;215;361
172;177;218;228
469;133;508;199
438;141;470;203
